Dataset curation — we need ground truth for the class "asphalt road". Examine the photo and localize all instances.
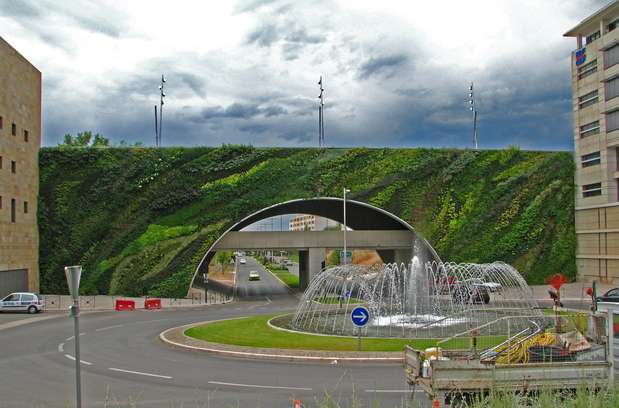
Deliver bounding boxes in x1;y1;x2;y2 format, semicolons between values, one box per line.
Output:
236;256;291;298
2;290;617;408
0;295;418;408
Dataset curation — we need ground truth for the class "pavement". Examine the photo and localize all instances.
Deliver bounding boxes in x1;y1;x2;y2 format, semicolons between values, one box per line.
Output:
236;256;291;298
2;277;617;407
0;295;416;408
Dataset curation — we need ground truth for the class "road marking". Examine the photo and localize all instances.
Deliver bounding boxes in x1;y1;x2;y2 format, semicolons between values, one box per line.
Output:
208;381;312;391
64;354;92;365
265;297;272;303
108;367;172;379
65;333;86;341
58;343;64;352
95;324;124;332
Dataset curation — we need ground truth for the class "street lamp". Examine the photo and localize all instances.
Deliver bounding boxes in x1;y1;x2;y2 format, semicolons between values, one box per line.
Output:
64;265;83;408
343;188;350;265
468;82;478;150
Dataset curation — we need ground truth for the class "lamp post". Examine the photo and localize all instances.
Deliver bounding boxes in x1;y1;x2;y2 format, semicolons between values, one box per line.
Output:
343;188;350;265
64;265;83;408
468;82;478;150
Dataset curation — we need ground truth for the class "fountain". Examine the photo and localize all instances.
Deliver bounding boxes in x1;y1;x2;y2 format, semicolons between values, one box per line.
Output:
289;260;541;338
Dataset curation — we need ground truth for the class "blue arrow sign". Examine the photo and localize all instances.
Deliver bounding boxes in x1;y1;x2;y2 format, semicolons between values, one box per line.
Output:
351;306;370;327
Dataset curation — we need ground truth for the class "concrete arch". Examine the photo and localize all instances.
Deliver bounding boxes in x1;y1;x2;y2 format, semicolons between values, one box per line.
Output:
189;197;440;292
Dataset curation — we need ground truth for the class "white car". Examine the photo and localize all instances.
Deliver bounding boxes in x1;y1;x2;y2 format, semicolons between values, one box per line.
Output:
239;258;246;264
0;292;44;313
248;271;260;281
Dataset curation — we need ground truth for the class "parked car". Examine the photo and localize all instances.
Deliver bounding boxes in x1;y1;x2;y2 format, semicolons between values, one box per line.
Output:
248;271;260;281
597;288;619;303
0;292;44;313
239;258;246;264
285;260;294;266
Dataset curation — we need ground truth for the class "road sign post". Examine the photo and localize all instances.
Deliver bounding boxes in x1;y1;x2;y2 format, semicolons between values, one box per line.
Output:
65;265;82;408
351;306;370;352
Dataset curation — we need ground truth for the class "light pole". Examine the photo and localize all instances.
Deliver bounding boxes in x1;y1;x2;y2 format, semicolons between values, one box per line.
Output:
343;188;350;265
65;265;83;408
318;76;325;148
468;82;478;150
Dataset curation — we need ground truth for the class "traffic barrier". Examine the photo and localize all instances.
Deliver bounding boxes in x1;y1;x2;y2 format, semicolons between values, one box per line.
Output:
115;299;135;311
294;400;302;408
145;298;162;310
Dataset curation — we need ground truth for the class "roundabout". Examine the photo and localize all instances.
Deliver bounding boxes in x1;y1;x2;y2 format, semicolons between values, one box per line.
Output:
161;313;506;363
0;296;420;407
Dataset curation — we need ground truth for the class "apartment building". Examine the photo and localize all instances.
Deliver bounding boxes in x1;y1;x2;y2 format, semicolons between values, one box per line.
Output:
0;37;41;296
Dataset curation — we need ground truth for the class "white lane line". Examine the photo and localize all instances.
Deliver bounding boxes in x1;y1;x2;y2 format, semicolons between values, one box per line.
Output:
65;333;86;341
133;319;170;324
95;324;124;332
364;389;420;393
64;354;92;365
108;367;172;379
265;297;272;303
58;343;65;352
208;381;312;391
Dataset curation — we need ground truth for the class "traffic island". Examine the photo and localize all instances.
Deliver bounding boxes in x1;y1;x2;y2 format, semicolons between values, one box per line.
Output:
159;314;504;363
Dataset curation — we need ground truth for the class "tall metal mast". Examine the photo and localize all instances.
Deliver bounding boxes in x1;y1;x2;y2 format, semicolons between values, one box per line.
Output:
158;75;166;147
468;82;478;150
318;76;325;148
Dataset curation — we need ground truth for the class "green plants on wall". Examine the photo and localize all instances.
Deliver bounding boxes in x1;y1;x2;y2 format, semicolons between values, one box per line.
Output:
39;146;575;297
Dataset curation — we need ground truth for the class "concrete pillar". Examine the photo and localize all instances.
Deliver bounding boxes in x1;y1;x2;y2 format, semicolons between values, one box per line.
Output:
377;250;395;264
299;250;309;290
377;249;412;265
309;247;326;283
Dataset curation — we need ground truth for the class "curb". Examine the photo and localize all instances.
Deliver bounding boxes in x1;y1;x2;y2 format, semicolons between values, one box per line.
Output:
159;320;404;364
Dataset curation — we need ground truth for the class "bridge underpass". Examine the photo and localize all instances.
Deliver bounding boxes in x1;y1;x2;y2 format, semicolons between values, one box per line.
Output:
189;197;441;296
212;230;415;290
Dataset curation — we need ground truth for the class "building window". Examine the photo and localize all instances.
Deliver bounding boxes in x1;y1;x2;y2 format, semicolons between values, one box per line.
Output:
0;196;2;209
582;151;601;167
10;160;15;174
23;130;28;142
608;109;619;132
587;30;601;44
579;89;598;108
610;19;619;32
583;182;602;197
580;120;600;137
578;59;597;79
23;201;28;214
10;198;15;223
0;116;3;130
607;76;619;100
0;156;2;169
606;44;619;69
11;123;16;136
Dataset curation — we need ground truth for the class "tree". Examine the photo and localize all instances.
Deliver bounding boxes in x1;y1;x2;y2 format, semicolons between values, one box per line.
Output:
216;251;231;272
59;131;109;147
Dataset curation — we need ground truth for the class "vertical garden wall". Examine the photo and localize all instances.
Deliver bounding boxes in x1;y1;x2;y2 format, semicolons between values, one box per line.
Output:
38;146;575;297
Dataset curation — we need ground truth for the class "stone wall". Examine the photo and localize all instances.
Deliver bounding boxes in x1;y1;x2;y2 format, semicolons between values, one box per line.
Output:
0;36;41;294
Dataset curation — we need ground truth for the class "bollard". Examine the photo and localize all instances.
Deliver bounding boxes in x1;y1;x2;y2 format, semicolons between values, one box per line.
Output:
294;400;302;408
432;398;440;408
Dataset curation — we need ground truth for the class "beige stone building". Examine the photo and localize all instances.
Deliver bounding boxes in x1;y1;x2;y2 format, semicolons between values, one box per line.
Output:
565;1;619;283
0;37;41;296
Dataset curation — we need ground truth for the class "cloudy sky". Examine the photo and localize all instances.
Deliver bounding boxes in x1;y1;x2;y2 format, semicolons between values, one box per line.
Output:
0;0;610;150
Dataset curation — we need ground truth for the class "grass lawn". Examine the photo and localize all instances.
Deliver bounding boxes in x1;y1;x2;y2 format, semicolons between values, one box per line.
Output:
185;314;505;352
266;263;299;288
